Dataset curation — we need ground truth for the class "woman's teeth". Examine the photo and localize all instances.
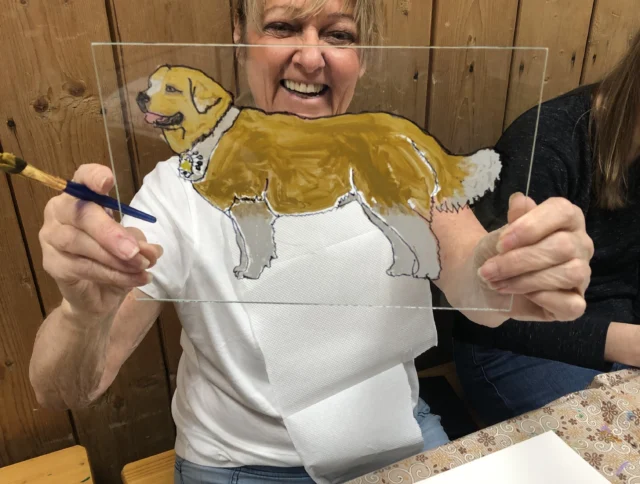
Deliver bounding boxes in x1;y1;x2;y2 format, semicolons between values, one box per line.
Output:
283;80;326;95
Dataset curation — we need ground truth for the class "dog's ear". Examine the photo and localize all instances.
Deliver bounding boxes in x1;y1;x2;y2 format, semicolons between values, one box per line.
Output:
190;78;222;114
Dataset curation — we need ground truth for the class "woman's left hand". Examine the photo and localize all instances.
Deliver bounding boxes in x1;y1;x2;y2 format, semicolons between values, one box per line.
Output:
472;192;594;324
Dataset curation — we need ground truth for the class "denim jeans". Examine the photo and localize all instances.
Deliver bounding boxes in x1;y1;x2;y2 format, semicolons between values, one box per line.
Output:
174;397;448;483
453;340;628;426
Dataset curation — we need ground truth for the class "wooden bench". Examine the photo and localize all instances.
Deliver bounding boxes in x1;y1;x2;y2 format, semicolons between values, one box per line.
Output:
121;449;176;484
0;445;93;484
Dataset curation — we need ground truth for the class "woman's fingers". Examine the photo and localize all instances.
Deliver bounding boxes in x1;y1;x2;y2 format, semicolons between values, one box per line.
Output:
487;259;591;296
499;197;591;257
42;222;150;273
42;245;152;289
522;290;587;322
479;231;587;283
52;197;141;261
506;192;537;225
72;164;115;195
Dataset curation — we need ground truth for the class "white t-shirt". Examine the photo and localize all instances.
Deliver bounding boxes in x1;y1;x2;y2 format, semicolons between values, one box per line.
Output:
122;157;435;468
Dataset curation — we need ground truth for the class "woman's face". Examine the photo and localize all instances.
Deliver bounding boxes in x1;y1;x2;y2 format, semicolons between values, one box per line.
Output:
235;0;364;119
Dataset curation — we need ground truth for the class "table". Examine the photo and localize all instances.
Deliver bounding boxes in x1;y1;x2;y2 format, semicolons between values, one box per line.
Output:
349;369;640;483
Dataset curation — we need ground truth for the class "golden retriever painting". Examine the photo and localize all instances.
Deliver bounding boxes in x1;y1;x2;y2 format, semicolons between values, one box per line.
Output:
136;65;501;281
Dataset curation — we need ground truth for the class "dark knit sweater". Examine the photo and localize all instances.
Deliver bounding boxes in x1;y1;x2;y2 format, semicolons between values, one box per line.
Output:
452;85;640;371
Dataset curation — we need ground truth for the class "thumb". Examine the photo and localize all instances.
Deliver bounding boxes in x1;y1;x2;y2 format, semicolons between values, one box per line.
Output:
72;164;115;195
507;192;537;224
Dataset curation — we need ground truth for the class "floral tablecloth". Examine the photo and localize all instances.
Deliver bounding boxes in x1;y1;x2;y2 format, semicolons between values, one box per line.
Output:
350;370;640;483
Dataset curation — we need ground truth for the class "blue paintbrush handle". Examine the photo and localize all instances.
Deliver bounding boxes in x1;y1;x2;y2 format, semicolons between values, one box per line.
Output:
64;181;157;223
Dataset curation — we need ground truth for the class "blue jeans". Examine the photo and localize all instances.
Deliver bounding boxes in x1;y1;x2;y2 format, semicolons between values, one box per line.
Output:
453;340;628;426
174;397;448;483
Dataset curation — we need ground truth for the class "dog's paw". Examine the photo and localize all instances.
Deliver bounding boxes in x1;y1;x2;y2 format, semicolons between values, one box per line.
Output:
414;264;441;280
386;259;417;278
235;263;268;280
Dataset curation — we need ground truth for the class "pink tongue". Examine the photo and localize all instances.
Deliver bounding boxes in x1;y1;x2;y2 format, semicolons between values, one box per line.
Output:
144;112;164;123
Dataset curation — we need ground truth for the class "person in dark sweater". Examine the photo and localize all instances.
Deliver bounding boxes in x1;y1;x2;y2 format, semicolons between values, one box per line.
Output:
452;30;640;426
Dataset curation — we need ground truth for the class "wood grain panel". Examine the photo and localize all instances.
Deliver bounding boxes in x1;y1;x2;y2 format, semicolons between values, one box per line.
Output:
349;0;433;126
0;1;174;481
581;0;640;84
427;0;518;153
504;0;594;127
0;173;75;465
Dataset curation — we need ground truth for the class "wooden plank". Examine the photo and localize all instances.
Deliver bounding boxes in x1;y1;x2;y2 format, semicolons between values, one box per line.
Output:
107;0;235;396
0;2;175;482
0;173;75;465
504;0;595;127
581;0;640;84
426;0;519;153
0;445;93;484
349;0;433;126
121;449;175;484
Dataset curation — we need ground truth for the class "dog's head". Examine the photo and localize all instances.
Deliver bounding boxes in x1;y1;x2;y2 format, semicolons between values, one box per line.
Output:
136;66;233;152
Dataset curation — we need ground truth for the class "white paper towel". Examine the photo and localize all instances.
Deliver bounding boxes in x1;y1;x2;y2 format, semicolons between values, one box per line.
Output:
239;205;439;482
284;364;425;484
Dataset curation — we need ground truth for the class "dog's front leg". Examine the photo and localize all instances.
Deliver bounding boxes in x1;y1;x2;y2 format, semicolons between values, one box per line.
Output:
229;200;277;280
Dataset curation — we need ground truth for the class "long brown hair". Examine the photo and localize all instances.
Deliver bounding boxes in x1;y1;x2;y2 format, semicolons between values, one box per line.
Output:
591;30;640;210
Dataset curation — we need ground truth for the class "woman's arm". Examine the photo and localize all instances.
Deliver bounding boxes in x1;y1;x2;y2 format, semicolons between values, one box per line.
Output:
431;194;592;327
30;290;163;409
605;322;640;368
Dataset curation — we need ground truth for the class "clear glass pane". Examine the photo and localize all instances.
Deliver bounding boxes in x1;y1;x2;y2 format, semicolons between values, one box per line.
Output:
92;43;547;310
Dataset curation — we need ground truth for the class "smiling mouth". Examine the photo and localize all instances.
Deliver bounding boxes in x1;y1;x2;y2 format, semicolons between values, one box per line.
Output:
281;80;329;98
144;111;184;128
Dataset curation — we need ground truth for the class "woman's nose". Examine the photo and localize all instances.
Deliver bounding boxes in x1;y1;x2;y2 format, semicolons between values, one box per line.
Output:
292;31;326;73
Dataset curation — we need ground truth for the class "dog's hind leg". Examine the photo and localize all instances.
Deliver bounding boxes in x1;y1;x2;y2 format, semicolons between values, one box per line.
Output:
228;200;277;280
359;202;418;277
231;218;249;276
376;208;441;280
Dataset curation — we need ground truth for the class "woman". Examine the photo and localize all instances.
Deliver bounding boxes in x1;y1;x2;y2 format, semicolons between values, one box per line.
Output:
453;30;640;427
30;1;593;483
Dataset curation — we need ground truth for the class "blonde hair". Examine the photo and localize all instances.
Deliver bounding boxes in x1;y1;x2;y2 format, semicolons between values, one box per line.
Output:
591;30;640;210
234;0;384;46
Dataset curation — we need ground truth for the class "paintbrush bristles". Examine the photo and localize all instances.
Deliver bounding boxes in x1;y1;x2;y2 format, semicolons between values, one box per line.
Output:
0;152;67;191
22;165;67;191
0;152;27;174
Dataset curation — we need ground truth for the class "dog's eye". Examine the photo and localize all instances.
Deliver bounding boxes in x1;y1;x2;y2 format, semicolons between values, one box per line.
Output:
165;85;181;93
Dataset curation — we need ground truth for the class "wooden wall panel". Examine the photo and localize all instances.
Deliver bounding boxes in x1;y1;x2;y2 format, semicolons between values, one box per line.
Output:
504;0;595;127
349;0;433;125
0;1;174;482
427;0;519;154
581;0;640;84
106;0;235;398
0;172;75;465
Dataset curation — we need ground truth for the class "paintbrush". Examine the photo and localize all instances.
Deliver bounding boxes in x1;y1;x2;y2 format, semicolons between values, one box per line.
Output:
0;152;156;223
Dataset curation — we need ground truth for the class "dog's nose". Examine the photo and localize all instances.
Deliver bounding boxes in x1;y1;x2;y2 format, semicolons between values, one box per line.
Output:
136;91;150;111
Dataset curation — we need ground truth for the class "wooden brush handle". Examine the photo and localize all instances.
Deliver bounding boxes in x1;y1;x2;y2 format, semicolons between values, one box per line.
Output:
21;165;67;191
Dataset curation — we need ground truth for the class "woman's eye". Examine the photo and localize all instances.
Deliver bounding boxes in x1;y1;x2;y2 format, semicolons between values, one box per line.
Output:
165;85;181;93
264;22;297;36
325;30;356;45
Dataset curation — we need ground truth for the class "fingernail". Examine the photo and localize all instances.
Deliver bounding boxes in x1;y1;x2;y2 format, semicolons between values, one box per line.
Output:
101;176;110;192
497;232;517;253
118;238;139;260
478;261;498;282
509;192;522;203
139;256;150;269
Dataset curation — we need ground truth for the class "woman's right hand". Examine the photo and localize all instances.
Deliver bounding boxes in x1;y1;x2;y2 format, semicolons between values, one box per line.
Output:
39;164;162;316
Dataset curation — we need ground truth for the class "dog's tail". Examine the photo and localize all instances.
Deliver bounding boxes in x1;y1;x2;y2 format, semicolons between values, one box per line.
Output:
405;131;501;214
433;148;502;213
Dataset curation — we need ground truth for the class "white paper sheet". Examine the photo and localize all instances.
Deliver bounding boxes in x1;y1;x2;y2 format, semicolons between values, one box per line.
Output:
420;431;609;483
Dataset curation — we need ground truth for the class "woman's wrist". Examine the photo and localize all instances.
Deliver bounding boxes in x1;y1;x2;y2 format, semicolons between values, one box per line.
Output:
604;322;640;366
